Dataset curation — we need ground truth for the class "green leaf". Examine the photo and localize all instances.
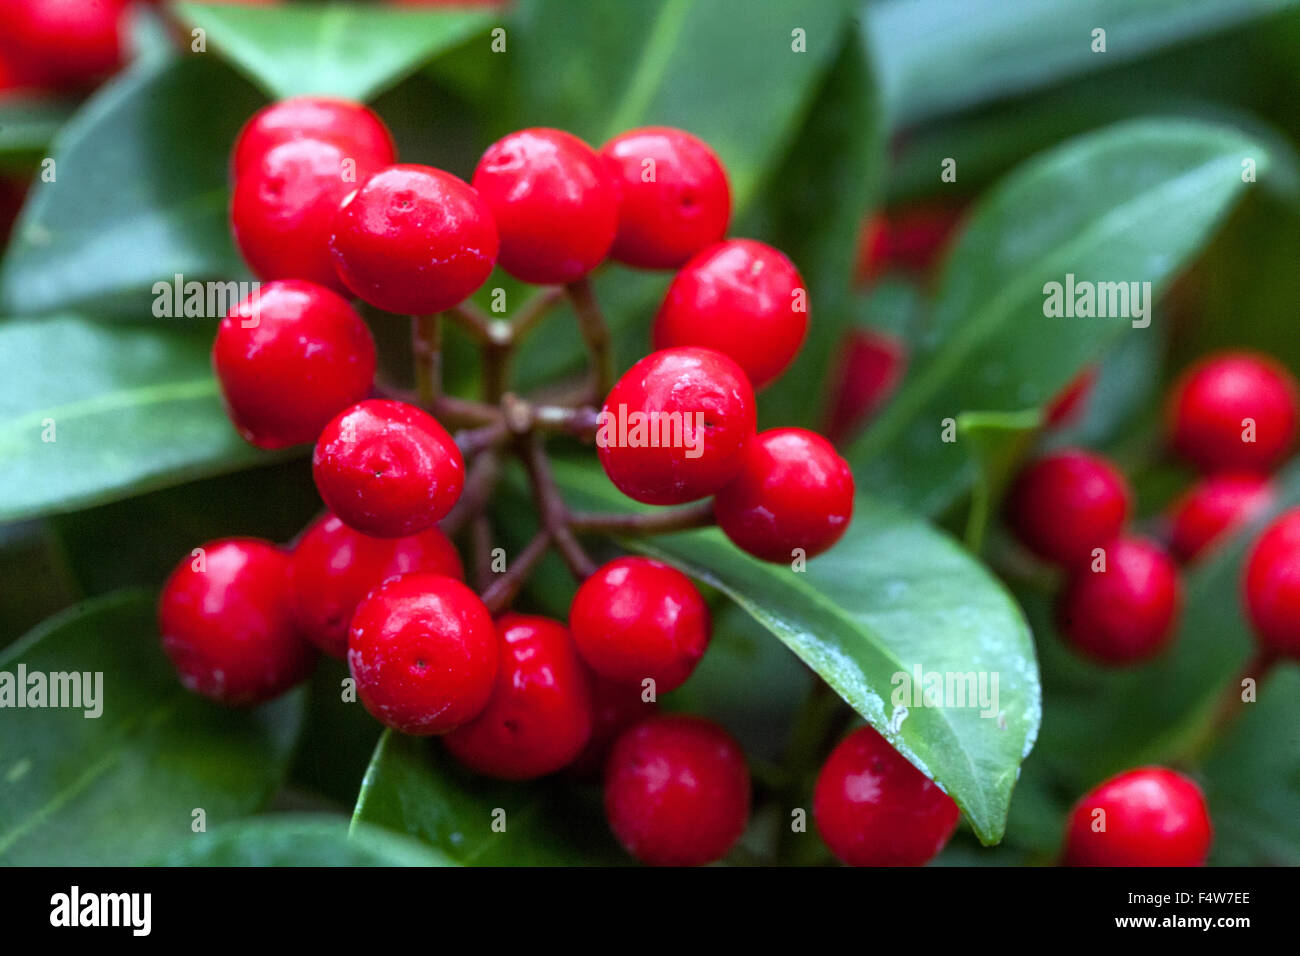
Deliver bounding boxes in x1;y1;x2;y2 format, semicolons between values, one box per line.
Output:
0;55;263;317
0;591;303;865
0;316;281;524
0;95;75;170
352;729;624;865
551;460;1039;845
175;1;496;102
849;118;1267;516
156;814;456;866
866;0;1300;127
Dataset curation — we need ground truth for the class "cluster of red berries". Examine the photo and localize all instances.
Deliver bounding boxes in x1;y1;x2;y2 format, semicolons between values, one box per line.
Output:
153;90;867;866
1006;350;1298;667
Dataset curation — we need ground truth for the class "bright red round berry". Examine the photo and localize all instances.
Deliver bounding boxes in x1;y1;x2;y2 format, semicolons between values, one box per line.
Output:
598;346;756;505
287;512;463;658
600;126;730;269
231;138;379;293
347;572;497;735
1057;535;1182;664
569;557;711;693
212;280;376;450
825;329;907;444
1168;472;1273;563
444;614;593;780
158;538;317;705
1168;351;1299;473
568;677;658;778
1006;448;1131;567
813;726;960;867
232;96;395;178
653;239;808;389
471;127;618;283
714;428;855;563
1243;507;1300;658
1063;767;1212;866
604;714;750;866
313;399;465;538
329;164;498;315
1045;366;1098;429
0;0;127;90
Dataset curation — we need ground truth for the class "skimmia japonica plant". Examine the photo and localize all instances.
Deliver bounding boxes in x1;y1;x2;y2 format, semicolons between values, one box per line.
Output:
4;0;1300;871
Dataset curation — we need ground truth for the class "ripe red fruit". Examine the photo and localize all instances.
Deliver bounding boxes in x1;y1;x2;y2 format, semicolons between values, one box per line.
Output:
0;0;127;90
600;126;730;269
1168;472;1274;563
813;726;960;867
568;677;658;778
1243;507;1300;658
597;346;756;505
569;557;711;693
1057;536;1182;665
287;513;464;658
471;127;618;283
444;614;594;780
347;572;497;735
653;239;808;389
231;96;396;178
825;329;907;443
231;138;380;293
714;428;855;563
604;714;750;866
1045;366;1098;429
158;538;317;705
1168;351;1299;473
1063;767;1213;866
313;399;465;538
1006;448;1131;567
329;164;498;315
856;205;963;283
211;280;376;450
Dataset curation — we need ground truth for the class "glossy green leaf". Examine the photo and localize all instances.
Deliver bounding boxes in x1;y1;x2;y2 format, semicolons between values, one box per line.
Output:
0;591;303;865
0;96;75;169
0;55;262;317
175;1;496;102
866;0;1300;127
849;119;1267;516
0;316;279;524
157;814;456;866
552;460;1039;845
352;729;623;865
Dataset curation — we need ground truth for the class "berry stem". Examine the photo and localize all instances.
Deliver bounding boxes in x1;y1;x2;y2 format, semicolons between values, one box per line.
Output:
570;500;714;535
470;514;495;592
1177;650;1278;766
511;286;566;342
519;433;597;579
480;530;552;614
455;420;509;457
431;394;502;429
444;302;495;345
775;678;849;864
439;449;501;537
411;313;441;406
566;276;613;400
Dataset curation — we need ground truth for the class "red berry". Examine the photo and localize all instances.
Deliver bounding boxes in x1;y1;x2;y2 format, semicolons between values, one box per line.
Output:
231;138;380;293
231;96;395;178
313;399;465;538
212;280;376;450
158;538;316;705
568;677;659;778
597;346;756;505
1045;366;1098;429
714;428;855;563
1063;767;1212;866
604;714;750;866
0;0;127;90
1006;448;1131;567
825;329;907;444
471;128;618;283
569;557;711;693
444;614;594;780
287;512;464;658
1057;536;1182;664
329;164;498;315
600;126;730;269
347;572;497;735
1168;472;1274;563
653;239;808;389
856;205;963;283
1169;351;1299;473
1243;507;1300;658
813;726;960;867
